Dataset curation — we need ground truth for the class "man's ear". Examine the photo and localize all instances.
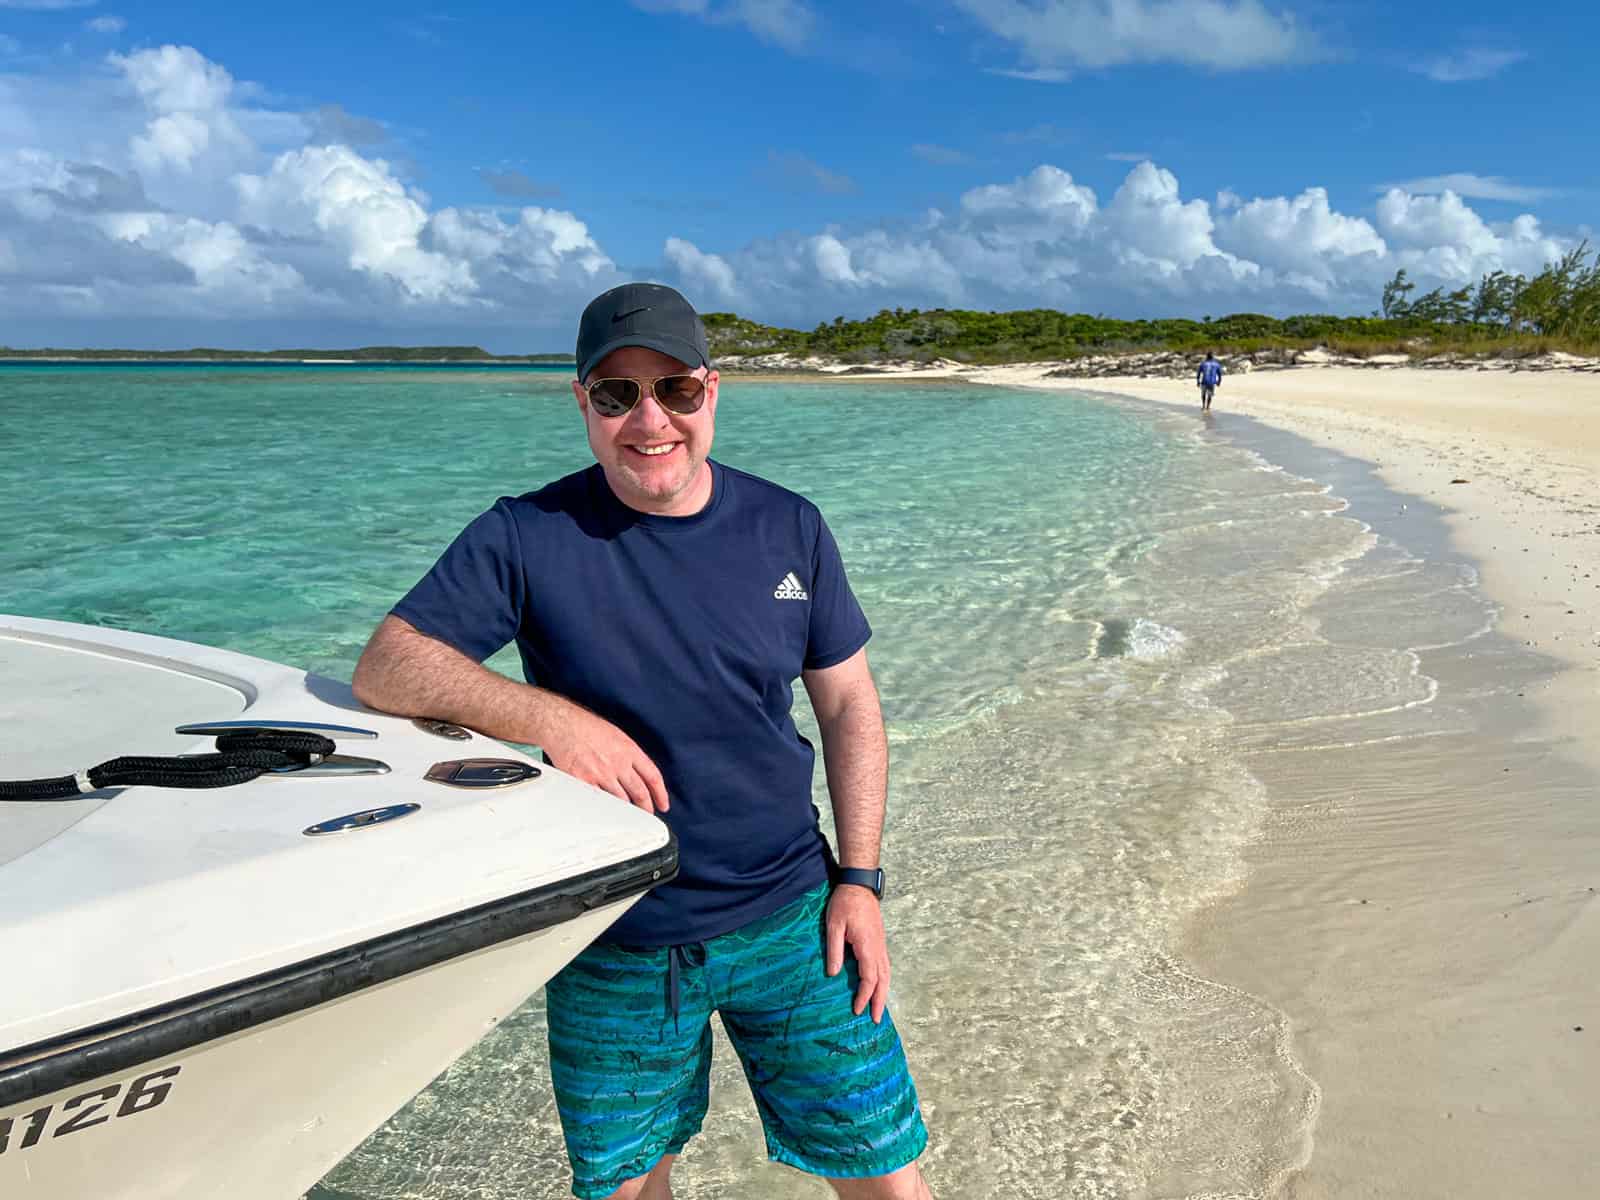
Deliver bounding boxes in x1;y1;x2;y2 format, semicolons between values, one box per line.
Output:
572;378;587;412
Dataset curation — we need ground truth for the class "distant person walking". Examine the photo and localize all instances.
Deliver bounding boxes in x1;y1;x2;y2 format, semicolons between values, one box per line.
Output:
1196;352;1223;411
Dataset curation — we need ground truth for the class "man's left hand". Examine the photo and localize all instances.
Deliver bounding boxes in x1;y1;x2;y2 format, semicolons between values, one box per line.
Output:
825;884;891;1023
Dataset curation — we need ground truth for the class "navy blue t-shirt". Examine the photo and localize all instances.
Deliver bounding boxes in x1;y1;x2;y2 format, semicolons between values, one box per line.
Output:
392;459;871;945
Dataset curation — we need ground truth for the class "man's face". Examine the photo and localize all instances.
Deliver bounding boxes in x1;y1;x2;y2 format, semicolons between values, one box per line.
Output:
573;345;719;516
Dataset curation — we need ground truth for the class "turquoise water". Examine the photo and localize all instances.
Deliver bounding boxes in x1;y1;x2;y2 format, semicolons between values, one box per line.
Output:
1;365;1490;1198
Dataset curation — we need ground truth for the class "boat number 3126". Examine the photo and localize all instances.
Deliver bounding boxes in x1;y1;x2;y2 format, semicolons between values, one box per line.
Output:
0;1066;181;1154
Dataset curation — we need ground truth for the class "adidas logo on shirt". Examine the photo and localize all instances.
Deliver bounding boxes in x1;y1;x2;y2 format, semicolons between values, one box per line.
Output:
773;571;809;600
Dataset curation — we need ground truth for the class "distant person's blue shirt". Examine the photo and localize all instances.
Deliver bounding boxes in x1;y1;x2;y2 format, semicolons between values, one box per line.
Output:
1198;359;1223;386
392;460;871;945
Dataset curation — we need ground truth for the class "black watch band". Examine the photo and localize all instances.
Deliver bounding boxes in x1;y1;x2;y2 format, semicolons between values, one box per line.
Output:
834;866;885;899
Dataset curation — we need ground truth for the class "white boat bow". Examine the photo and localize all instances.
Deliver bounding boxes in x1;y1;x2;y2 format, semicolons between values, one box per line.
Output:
0;614;675;1198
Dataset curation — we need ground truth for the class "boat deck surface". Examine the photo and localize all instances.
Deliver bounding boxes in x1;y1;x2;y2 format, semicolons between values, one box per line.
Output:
0;616;670;1052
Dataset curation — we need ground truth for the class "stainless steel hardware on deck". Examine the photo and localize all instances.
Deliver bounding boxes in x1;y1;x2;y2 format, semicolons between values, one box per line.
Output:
424;759;541;789
413;718;471;741
269;755;391;777
303;803;421;836
175;720;379;740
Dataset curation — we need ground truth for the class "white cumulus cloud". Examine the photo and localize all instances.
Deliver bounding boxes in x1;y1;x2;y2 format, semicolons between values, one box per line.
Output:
1103;161;1241;280
0;44;623;334
109;46;253;180
1374;187;1562;281
99;211;302;299
236;145;476;303
961;163;1097;230
809;233;859;285
657;163;1578;327
113;44;234;114
665;236;741;304
1216;187;1385;297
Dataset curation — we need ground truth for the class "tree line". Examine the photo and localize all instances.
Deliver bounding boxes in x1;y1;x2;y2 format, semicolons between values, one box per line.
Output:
706;243;1600;364
1379;241;1599;338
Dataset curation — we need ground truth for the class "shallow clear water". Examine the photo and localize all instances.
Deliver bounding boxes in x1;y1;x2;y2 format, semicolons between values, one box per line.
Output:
1;364;1491;1199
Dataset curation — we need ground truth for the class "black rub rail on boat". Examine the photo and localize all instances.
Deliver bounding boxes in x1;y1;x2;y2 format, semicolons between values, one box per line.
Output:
0;836;677;1108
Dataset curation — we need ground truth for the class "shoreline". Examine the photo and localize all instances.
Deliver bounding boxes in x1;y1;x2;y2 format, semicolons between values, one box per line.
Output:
987;366;1600;1196
762;356;1599;1193
1056;368;1600;731
785;355;1597;750
715;347;1600;380
720;357;1599;1191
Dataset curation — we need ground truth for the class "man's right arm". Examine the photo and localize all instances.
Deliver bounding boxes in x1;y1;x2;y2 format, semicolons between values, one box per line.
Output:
351;615;669;813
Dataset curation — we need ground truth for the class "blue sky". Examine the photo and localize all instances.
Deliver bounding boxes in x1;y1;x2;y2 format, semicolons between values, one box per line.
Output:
1;0;1595;350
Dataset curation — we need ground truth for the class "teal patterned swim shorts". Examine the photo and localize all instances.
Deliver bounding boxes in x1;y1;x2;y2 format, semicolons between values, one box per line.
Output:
544;883;927;1198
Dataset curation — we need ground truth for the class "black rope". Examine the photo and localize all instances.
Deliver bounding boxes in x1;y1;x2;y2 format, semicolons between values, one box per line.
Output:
0;731;338;801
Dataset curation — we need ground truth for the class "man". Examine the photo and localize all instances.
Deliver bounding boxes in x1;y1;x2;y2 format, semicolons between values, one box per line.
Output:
351;283;932;1200
1196;350;1223;411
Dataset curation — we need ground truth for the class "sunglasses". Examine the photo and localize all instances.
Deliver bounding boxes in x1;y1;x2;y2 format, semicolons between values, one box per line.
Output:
583;372;708;418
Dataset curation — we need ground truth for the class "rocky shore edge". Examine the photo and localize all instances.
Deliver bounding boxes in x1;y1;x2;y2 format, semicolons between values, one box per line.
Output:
715;346;1600;378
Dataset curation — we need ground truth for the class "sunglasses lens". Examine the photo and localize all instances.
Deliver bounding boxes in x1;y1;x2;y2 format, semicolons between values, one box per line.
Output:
587;378;639;416
653;375;706;414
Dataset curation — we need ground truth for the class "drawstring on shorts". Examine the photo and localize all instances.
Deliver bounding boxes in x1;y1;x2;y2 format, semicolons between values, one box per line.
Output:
666;941;706;1032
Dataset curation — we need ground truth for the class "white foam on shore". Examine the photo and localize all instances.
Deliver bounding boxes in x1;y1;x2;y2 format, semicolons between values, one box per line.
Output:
1127;617;1186;658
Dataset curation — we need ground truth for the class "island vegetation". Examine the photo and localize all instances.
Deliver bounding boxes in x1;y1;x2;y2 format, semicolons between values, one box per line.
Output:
705;242;1600;365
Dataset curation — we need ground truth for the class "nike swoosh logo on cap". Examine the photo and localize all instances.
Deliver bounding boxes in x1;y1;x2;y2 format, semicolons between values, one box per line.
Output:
613;306;651;322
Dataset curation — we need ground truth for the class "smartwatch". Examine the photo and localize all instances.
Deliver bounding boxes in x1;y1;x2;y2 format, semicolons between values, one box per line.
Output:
834;866;885;899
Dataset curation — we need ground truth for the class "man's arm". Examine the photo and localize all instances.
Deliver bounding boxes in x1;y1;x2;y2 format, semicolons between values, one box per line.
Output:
352;614;669;813
802;646;892;1021
803;646;888;870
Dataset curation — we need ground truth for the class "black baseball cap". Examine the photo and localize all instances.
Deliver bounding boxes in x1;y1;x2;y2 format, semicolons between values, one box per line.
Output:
575;282;711;382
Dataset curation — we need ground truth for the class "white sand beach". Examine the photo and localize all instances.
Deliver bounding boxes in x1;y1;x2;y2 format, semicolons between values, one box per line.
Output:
975;364;1600;1197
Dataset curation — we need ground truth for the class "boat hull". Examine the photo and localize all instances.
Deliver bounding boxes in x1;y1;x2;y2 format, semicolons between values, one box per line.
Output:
0;898;627;1198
